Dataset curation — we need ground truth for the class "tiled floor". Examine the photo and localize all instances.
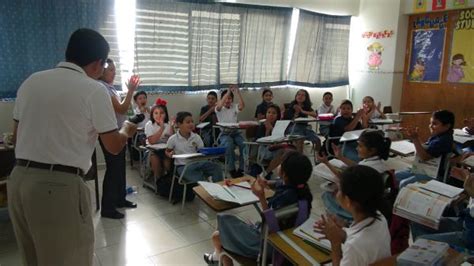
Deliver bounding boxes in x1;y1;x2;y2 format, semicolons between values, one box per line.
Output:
0;146;413;266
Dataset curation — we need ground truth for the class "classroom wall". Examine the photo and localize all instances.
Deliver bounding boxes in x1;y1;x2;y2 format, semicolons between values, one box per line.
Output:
348;0;408;112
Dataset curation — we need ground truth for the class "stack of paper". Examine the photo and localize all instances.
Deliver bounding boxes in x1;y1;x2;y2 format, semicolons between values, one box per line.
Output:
393;181;462;229
293;217;331;252
198;181;259;205
397;239;449;266
390;140;416;156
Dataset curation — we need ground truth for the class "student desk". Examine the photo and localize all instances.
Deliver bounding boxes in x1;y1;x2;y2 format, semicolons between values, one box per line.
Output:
370;248;464;265
288;117;328;136
267;228;331;265
193;176;274;212
454;128;474;147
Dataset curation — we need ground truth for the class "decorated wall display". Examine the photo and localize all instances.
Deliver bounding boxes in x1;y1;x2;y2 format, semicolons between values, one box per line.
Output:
361;30;395;71
432;0;447;10
448;9;474;83
452;0;468;8
414;0;428;13
408;29;446;82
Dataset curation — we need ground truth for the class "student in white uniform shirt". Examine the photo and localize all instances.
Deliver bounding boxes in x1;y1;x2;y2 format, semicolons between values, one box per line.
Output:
314;165;391;266
362;96;386;120
317;92;337;136
9;28;137;266
215;85;246;178
316;130;391;221
133;91;150;128
165;112;223;183
145;102;175;179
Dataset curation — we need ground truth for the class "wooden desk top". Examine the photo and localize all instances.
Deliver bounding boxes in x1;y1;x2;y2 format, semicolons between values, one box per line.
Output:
267;228;331;265
370;248;464;266
193;176;274;212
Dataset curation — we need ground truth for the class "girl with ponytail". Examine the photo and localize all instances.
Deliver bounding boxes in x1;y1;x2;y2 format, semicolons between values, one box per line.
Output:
316;129;392;221
204;151;313;265
314;165;391;266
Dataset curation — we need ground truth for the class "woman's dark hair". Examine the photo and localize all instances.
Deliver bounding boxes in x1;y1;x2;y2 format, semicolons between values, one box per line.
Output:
262;88;273;97
149;104;169;124
358;130;392;160
65;28;110;67
292;89;312;111
133;91;147;102
323;92;333;98
432;110;455;131
339;165;384;219
266;104;281;121
280;151;313;208
221;89;233;100
176;111;192;124
340;99;353;109
207;91;218;98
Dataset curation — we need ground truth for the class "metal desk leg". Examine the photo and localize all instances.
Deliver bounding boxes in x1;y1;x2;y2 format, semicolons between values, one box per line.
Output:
95;174;100;211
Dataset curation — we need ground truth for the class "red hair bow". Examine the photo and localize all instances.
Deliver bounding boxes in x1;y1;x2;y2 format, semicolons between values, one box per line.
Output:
155;98;167;106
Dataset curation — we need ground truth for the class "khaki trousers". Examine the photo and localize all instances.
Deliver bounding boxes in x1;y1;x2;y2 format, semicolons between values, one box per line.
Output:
8;166;94;266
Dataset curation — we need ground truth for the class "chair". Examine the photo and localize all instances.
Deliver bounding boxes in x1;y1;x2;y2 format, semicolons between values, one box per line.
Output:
169;155;224;212
383;106;393;114
218;201;309;266
322;124;342;158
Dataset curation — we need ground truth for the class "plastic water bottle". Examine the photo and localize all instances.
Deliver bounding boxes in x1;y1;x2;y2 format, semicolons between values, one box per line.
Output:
126;186;138;194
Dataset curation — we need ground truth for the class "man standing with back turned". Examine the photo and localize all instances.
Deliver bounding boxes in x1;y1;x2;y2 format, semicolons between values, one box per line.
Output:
9;28;137;266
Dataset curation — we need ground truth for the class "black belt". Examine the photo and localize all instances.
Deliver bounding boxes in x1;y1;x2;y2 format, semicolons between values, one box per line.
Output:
17;159;84;177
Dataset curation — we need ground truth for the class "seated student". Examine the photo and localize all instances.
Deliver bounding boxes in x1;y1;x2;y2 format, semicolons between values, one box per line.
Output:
314;165;391;266
133;91;150;128
203;151;313;265
252;104;294;179
411;168;474;253
165;112;223;183
317;92;337;136
216;85;246;178
317;130;391;221
199;91;219;147
283;89;320;152
145;102;175;178
255;88;273;120
329;100;368;161
395;110;455;188
362;96;386;120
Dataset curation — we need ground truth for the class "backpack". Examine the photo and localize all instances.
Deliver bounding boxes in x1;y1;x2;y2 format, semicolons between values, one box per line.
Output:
155;175;196;203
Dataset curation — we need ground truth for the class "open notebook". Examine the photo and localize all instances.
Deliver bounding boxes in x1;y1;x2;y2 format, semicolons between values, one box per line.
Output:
256;120;291;143
198;181;259;205
393;180;463;229
293;217;331;252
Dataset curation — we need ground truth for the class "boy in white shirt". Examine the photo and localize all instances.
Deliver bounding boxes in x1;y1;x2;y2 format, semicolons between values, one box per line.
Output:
215;85;246;178
314;165;391;266
166;112;223;183
317;92;337;136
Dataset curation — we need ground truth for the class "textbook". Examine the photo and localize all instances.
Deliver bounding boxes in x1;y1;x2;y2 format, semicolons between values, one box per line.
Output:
312;159;347;183
397;239;449;266
293;217;331;252
393;181;463;229
198;181;259;205
256;120;291;143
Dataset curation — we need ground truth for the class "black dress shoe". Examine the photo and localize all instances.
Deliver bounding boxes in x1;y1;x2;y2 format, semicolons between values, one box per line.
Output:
101;210;125;219
117;200;137;208
203;253;218;264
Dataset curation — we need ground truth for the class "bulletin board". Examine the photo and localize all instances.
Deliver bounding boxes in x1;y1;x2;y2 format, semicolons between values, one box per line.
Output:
400;9;474;136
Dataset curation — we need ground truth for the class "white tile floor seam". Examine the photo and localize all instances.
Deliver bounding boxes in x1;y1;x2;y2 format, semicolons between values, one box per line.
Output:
0;147;331;266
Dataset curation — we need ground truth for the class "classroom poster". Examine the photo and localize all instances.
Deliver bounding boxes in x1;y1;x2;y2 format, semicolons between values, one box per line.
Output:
362;30;394;71
452;0;468;8
432;0;447;10
447;9;474;83
408;28;446;83
414;0;427;13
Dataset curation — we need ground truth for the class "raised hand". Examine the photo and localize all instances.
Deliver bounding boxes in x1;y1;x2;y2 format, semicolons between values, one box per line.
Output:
403;127;419;140
316;151;329;164
126;75;140;92
251;179;265;199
